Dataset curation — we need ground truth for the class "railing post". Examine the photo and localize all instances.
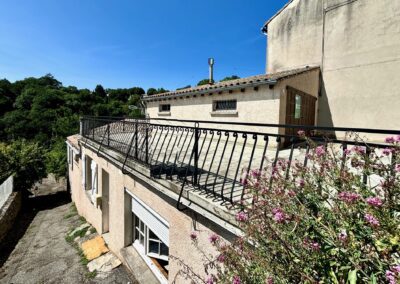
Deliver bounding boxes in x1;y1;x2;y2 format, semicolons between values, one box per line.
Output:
193;123;199;186
135;123;138;159
145;125;149;164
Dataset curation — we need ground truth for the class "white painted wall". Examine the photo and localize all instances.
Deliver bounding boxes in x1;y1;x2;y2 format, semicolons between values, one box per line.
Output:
0;175;13;209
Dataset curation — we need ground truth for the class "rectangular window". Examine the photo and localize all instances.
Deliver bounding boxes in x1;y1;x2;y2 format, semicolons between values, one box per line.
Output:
159;104;170;112
294;94;302;119
213;99;237;111
130;194;169;282
133;213;169;278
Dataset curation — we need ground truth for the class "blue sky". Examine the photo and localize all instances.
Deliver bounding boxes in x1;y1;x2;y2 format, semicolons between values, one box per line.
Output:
0;0;287;91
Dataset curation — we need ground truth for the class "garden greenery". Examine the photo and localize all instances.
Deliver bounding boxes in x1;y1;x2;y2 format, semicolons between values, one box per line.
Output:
187;134;400;284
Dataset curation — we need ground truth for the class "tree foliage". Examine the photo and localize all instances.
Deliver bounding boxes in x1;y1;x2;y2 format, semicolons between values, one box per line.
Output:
197;78;213;86
147;87;169;96
220;75;240;82
0;140;46;194
0;73;155;188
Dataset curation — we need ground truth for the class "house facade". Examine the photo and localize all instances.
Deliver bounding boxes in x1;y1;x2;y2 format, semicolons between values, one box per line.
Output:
263;0;400;130
67;1;400;283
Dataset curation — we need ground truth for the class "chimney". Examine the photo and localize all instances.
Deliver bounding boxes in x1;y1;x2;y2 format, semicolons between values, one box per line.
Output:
208;58;214;84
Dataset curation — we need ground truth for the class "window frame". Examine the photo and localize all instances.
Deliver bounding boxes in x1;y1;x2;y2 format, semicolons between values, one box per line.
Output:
294;94;302;119
212;99;237;112
158;104;171;113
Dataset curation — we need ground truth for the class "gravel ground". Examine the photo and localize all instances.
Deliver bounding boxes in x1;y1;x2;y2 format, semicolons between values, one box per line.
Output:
0;179;136;284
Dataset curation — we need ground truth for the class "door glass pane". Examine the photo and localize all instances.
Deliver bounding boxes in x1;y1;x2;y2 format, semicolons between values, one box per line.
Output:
140;220;144;232
294;95;302;119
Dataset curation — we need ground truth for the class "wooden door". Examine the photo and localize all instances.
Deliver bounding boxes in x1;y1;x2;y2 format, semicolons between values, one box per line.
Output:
285;86;317;138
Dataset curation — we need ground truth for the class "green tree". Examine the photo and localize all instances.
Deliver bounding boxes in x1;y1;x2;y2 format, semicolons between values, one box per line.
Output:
0;140;46;194
220;75;240;82
197;78;213;86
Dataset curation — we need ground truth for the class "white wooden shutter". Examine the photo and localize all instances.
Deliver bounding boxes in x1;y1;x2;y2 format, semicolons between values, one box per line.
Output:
91;160;98;201
82;154;86;189
131;196;169;246
67;146;70;164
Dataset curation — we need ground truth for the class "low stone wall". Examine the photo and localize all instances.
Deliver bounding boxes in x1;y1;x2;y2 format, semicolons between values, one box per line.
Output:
0;191;21;243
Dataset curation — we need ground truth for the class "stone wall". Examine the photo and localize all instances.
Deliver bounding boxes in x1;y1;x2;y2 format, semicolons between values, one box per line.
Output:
0;192;21;243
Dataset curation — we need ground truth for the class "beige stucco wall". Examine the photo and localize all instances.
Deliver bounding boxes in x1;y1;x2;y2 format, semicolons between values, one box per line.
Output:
146;69;319;137
69;143;229;283
266;0;400;132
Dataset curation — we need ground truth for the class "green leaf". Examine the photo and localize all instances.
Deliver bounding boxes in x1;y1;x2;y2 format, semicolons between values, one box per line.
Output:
369;274;377;284
347;269;357;284
329;270;339;284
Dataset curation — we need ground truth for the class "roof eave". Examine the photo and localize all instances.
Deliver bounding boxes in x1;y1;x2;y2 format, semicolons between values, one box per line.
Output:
143;80;278;102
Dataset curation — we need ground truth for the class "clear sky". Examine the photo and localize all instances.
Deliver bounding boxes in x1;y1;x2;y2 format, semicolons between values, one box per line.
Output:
0;0;288;91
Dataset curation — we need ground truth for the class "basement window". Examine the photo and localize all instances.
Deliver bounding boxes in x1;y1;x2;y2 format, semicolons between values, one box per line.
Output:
131;195;169;283
213;99;237;111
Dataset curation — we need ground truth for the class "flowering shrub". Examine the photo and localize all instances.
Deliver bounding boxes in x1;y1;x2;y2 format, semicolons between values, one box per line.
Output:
186;135;400;283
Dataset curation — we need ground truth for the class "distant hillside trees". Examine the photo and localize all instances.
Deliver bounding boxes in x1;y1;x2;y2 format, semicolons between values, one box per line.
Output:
0;73;151;190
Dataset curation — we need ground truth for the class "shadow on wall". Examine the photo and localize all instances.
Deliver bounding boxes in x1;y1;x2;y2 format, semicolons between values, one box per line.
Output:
317;76;334;128
0;191;71;267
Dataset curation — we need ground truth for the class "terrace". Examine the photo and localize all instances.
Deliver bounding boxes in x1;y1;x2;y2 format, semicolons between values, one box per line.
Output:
79;116;399;222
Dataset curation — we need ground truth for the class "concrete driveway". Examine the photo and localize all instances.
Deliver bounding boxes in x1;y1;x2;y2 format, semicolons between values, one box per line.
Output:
0;181;135;284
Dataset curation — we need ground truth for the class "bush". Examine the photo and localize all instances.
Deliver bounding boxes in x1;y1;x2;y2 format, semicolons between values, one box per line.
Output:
0;140;46;192
188;135;400;283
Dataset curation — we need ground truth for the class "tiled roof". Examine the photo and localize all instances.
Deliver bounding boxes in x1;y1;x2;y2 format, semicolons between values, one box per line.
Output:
143;66;319;101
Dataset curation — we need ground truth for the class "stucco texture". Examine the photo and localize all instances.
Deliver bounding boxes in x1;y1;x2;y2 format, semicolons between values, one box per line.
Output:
266;0;400;134
69;144;226;283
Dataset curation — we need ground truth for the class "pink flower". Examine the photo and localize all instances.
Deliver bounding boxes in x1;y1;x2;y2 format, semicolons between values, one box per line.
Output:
250;169;261;178
396;135;400;142
232;276;241;284
235;211;248;222
311;242;321;251
364;213;380;227
265;277;274;284
395;164;400;173
190;231;198;241
206;275;215;284
338;230;348;242
386;270;396;284
352;146;366;155
297;179;305;188
366;197;383;207
297;130;305;137
216;254;225;263
315;145;326;157
338;191;361;203
208;233;219;244
392;265;400;273
343;148;351;155
382;147;393;156
385;136;395;143
272;207;287;223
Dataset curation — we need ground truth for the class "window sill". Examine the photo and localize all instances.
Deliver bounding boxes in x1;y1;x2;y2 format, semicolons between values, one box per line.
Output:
158;112;171;116
210;110;238;117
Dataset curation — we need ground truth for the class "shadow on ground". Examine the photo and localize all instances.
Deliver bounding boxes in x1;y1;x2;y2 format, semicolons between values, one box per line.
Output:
0;190;71;267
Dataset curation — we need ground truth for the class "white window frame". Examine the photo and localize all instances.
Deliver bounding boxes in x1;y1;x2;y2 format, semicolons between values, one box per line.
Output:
127;190;169;284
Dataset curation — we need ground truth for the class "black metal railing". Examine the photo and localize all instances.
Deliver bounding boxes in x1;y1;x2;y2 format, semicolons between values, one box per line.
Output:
80;116;400;210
